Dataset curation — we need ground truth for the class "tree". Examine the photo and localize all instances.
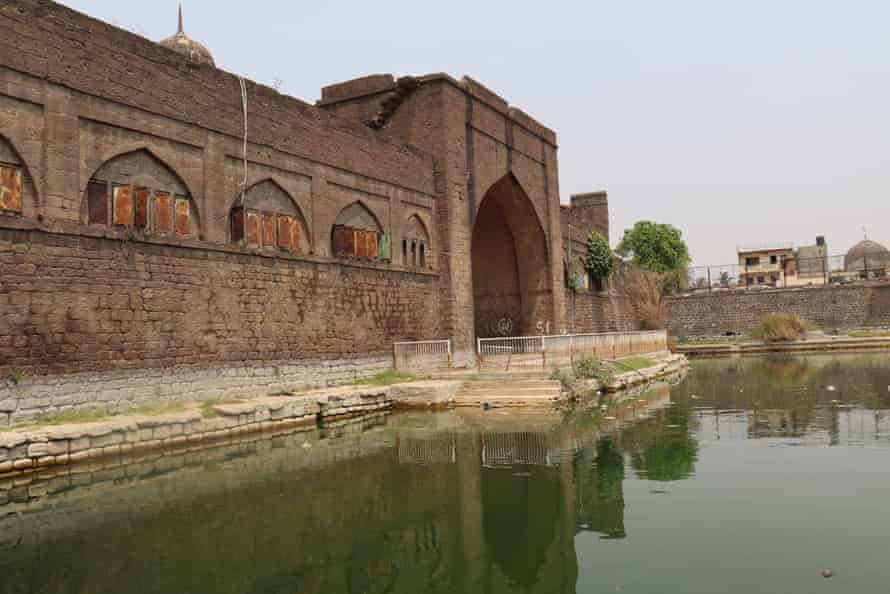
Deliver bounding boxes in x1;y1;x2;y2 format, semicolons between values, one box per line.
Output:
616;221;690;274
585;231;614;281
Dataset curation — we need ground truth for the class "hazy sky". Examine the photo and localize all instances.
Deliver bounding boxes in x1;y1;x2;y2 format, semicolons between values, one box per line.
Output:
62;0;890;264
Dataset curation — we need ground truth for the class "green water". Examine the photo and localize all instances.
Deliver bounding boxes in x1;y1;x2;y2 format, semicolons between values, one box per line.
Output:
2;353;890;594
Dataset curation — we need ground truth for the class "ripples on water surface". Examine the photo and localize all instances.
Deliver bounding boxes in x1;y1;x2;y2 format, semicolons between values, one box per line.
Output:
2;353;890;594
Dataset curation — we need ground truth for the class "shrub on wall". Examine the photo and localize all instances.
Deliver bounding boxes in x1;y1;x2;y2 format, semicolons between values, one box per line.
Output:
585;231;614;282
751;313;816;343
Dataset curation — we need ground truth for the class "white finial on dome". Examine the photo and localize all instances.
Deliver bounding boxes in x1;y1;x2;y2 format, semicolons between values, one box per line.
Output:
159;4;216;67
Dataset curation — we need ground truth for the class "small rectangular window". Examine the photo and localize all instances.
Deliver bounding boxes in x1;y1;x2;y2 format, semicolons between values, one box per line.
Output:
402;239;408;264
174;197;190;236
332;225;350;257
291;220;301;251
0;165;23;213
246;211;259;246
87;179;108;225
419;242;426;268
411;240;417;267
230;207;245;243
745;256;760;267
277;215;293;250
154;192;172;234
112;184;132;226
770;255;778;265
378;234;389;261
262;213;275;247
134;188;149;228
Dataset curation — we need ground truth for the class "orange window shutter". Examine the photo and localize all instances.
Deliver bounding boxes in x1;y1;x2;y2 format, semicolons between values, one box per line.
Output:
113;185;133;226
291;220;301;251
277;216;292;249
262;213;275;247
154;192;172;233
0;166;23;213
246;211;259;246
174;197;190;235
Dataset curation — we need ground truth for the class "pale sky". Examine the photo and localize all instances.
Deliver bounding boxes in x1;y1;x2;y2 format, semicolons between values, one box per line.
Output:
62;0;890;265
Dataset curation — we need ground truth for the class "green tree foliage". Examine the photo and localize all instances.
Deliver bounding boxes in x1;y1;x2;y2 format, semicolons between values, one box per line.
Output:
616;221;690;274
585;231;614;281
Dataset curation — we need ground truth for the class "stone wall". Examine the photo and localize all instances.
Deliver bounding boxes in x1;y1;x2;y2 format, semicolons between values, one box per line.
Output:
568;290;640;334
667;284;890;338
0;226;439;423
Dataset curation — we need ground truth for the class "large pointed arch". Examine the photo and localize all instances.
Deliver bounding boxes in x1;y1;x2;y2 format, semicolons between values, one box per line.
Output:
82;148;201;237
471;173;552;337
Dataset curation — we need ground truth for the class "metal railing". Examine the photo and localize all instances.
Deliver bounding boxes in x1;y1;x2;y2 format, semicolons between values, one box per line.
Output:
476;330;668;372
392;339;452;371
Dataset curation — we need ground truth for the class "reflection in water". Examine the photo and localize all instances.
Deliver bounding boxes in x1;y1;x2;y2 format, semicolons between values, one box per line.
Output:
3;353;890;593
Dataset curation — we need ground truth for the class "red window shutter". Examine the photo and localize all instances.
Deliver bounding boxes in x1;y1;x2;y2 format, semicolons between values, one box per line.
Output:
231;208;245;243
134;188;149;228
87;180;108;225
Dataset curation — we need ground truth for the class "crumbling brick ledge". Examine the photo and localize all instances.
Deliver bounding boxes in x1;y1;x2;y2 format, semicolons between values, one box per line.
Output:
0;387;391;479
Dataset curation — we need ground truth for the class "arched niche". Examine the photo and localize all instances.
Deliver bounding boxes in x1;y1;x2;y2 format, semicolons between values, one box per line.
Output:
472;174;552;337
83;149;200;238
331;201;388;261
0;135;37;219
400;214;431;269
230;179;309;253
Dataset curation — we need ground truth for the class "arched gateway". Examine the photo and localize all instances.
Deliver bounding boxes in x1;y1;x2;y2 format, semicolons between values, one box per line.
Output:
472;174;552;338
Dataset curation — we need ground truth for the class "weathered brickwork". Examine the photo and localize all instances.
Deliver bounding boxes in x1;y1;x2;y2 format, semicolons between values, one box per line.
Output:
568;290;640;334
667;284;890;338
0;0;598;419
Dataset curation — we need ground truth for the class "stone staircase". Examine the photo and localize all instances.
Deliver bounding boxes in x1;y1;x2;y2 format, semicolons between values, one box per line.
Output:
453;377;564;407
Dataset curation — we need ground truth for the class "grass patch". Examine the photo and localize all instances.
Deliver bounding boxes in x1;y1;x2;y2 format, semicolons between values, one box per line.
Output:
124;402;189;416
573;357;614;383
848;330;890;338
751;313;816;343
355;370;416;387
615;356;657;371
675;337;742;345
199;399;244;419
3;408;109;432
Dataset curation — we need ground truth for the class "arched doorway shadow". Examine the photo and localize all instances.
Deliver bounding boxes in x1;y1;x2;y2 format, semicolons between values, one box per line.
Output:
471;174;551;337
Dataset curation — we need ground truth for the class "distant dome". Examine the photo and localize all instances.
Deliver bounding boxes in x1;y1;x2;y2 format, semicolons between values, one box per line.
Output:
159;6;215;66
845;239;890;272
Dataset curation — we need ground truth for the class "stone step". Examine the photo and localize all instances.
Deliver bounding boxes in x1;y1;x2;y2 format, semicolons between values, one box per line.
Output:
458;386;562;397
460;380;562;390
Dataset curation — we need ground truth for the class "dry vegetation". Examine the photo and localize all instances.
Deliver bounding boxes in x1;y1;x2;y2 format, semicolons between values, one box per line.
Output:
621;269;668;330
751;313;815;343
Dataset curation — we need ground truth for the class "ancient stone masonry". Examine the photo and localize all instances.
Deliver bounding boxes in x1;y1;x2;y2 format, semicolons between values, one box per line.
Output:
667;284;890;338
0;0;596;419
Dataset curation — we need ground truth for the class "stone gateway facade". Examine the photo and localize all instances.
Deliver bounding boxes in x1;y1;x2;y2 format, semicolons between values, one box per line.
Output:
0;1;617;421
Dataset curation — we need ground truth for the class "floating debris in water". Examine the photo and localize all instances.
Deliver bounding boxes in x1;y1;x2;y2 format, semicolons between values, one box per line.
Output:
512;472;531;477
691;395;700;400
650;489;670;495
301;441;312;450
821;569;833;578
826;385;837;392
666;424;681;429
605;416;617;421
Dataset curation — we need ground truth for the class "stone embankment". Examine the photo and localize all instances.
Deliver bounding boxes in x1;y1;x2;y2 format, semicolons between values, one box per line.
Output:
0;387;391;480
0;354;689;478
675;336;890;357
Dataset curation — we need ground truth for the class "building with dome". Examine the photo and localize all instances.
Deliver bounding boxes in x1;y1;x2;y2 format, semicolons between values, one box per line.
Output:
845;239;890;278
0;0;631;417
158;6;215;66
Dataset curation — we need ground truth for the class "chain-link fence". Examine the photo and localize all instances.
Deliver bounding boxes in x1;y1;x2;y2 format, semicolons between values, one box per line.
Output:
683;252;889;293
